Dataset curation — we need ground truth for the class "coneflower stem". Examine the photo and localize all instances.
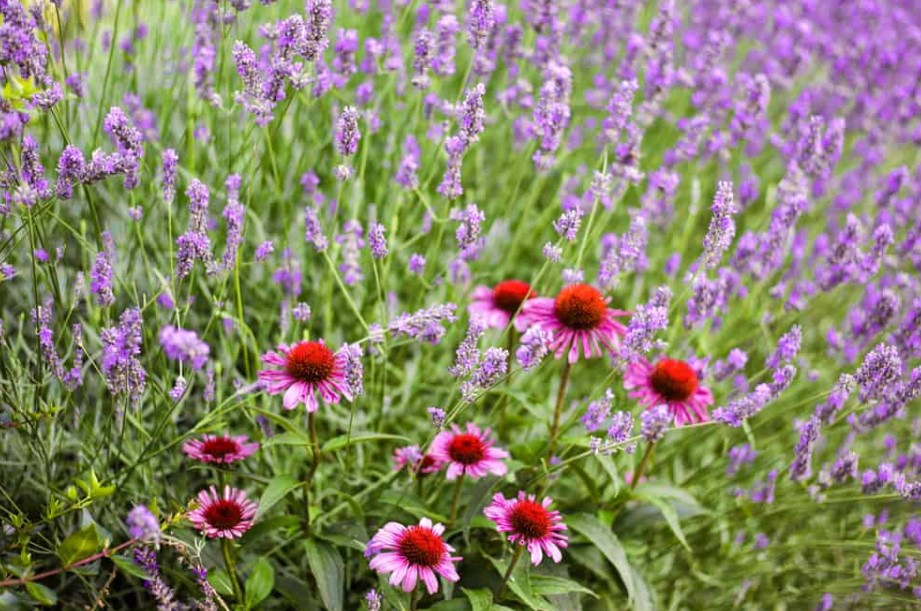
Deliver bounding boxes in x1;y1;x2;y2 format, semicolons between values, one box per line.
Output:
221;538;243;602
631;441;656;491
497;545;525;600
303;412;322;535
448;472;466;524
409;585;420;611
547;360;573;458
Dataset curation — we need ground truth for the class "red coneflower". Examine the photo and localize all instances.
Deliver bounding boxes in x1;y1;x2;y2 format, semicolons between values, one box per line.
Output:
429;422;509;480
258;340;353;412
484;491;569;565
518;283;629;363
367;518;461;594
624;357;714;425
468;280;536;329
182;434;259;465
188;486;257;539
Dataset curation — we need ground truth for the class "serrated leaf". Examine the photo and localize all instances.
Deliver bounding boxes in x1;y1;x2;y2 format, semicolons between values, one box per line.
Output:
111;554;150;579
321;433;410;452
25;582;57;606
245;557;275;608
305;539;343;611
567;513;636;603
57;523;102;567
255;475;301;521
530;574;598;598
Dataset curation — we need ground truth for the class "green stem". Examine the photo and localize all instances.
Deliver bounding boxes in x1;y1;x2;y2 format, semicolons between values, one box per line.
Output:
409;585;420;611
547;360;573;458
497;545;525;600
631;441;656;491
448;472;465;524
303;411;322;535
221;538;243;602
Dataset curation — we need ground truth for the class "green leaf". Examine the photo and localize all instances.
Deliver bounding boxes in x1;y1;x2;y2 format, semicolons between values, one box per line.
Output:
486;556;552;611
321;433;410;452
596;454;622;498
632;482;704;511
261;431;313;448
629;565;655;611
255;475;301;521
566;513;636;603
245;557;275;609
57;524;102;567
634;494;691;551
209;568;235;597
305;539;343;611
530;574;598;598
111;554;150;579
25;582;57;606
463;587;493;611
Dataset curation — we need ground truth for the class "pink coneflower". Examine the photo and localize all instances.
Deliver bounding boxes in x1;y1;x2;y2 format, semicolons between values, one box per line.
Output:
367;517;461;594
518;283;628;363
182;434;259;465
468;280;536;329
392;445;444;476
484;491;568;565
624;357;714;425
188;486;257;539
258;340;352;411
429;422;508;480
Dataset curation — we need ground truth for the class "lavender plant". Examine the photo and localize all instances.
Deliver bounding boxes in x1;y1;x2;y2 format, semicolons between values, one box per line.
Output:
0;1;919;609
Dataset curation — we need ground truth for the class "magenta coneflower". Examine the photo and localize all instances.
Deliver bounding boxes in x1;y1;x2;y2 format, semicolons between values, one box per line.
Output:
393;445;444;476
484;491;568;565
468;280;536;329
188;486;257;539
182;434;259;465
429;422;509;480
258;340;352;411
367;517;461;594
518;283;629;363
624;357;714;425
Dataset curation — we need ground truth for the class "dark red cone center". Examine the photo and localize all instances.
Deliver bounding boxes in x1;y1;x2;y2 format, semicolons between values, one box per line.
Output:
492;280;535;314
399;526;446;567
509;500;552;539
416;454;437;476
650;359;699;402
448;433;486;465
285;341;335;383
203;499;244;530
201;437;239;460
553;284;607;330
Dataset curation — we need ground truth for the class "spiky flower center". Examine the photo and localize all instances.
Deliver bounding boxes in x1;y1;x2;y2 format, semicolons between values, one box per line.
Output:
492;280;534;314
650;359;699;402
416;454;437;475
285;341;335;383
398;526;446;567
448;433;486;465
509;499;552;539
203;499;244;530
201;437;240;460
553;284;607;330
